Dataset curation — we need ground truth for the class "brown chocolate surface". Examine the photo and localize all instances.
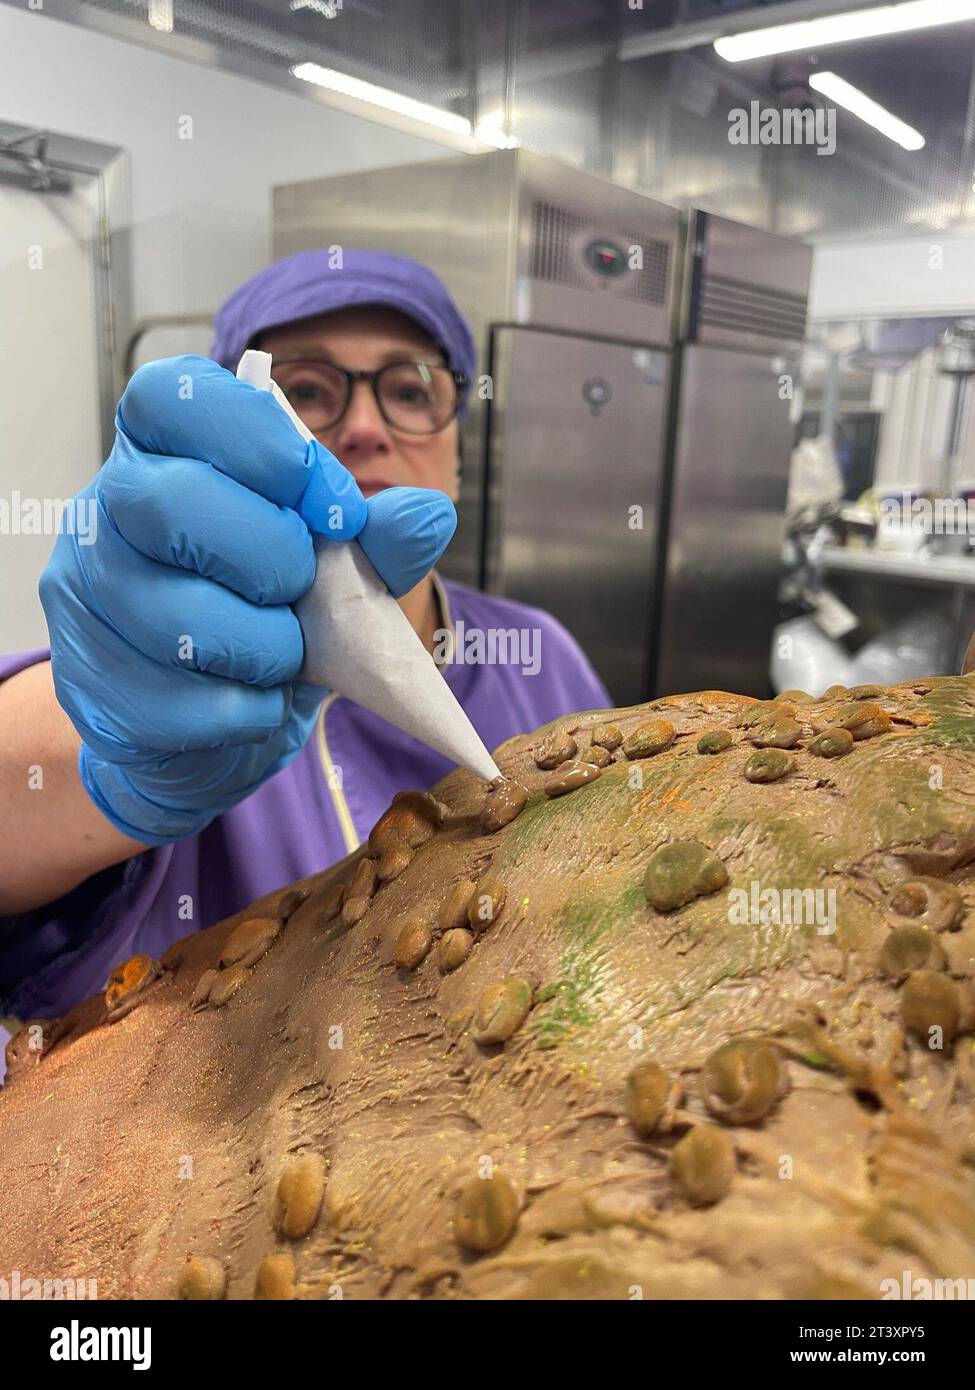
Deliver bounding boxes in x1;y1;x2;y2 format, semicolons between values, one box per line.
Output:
3;677;975;1299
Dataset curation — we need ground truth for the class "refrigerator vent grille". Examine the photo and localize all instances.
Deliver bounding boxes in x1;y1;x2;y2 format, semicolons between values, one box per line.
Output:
699;272;807;341
530;200;670;305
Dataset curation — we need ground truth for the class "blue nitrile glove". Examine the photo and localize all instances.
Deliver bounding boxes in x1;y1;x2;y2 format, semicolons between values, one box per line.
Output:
39;355;457;846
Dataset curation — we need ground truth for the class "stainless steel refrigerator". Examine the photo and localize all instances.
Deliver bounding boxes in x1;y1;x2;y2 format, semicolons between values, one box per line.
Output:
655;211;812;697
273;151;810;704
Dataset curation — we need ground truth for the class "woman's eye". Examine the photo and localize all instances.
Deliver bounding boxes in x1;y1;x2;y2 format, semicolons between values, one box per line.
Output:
289;383;321;402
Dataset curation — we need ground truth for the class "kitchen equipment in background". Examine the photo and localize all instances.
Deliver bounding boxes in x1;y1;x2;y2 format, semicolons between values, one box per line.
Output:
275;149;678;705
274;152;811;703
655;211;812;697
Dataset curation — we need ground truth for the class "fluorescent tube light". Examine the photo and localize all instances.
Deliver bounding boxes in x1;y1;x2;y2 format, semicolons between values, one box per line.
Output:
714;0;975;62
292;62;470;136
474;126;520;148
472;109;521;148
809;70;925;149
148;0;174;33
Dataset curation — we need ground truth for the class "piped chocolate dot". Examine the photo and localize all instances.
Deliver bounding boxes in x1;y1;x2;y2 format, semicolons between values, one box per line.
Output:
534;731;578;770
177;1255;227;1300
189;969;219;1012
623;719;675;758
438;879;477;932
272;1153;327;1239
748;717;801;749
743;748;793;783
880;928;946;982
375;834;414;882
809;728;854;759
643;840;728;912
900;970;964;1048
624;1060;677;1136
104;955;164;1020
832;702;891;740
481;778;529;832
543;759;602;797
590;723;623;751
394;920;433;971
670;1124;735;1206
438;928;473;973
208;964;249;1008
471;977;532;1044
467;875;507;932
254;1252;296;1300
885;877;963;934
453;1174;519;1254
220;916;281;970
581;743;613;768
700;1038;787;1125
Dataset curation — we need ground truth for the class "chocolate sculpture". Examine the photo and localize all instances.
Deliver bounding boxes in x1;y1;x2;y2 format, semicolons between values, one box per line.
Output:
2;678;975;1299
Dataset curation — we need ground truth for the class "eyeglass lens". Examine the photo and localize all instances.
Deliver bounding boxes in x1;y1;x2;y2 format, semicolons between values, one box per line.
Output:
272;361;457;434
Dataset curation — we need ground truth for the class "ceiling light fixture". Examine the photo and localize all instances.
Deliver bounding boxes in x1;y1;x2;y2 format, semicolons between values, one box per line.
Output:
148;0;174;33
292;63;519;146
292;62;470;135
714;0;975;62
809;70;926;149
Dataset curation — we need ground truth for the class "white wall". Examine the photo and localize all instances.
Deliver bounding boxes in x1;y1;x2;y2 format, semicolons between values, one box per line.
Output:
810;230;975;322
0;5;455;652
0;5;451;328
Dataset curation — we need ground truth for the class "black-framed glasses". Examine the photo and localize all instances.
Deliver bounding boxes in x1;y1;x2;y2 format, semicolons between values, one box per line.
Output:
270;357;467;435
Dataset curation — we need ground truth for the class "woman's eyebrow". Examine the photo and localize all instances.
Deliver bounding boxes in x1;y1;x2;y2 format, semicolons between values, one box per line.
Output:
274;346;446;367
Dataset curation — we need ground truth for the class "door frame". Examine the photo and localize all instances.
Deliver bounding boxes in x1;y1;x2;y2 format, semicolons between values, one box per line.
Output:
0;121;131;456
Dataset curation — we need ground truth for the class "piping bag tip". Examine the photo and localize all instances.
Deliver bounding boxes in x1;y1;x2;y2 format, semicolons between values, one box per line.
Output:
237;350;503;788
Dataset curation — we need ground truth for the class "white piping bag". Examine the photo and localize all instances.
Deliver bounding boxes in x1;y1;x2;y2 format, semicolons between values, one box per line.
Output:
236;350;502;785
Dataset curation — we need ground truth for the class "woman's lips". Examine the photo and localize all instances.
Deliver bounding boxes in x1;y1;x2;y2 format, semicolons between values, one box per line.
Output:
359;481;394;498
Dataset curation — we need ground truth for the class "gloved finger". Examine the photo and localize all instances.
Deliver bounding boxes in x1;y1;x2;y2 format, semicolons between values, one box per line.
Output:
45;605;291;759
79;511;305;686
98;446;316;605
79;693;314;843
117;355;366;538
356;487;457;599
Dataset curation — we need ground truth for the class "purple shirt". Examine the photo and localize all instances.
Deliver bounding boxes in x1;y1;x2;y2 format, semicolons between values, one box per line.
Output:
0;576;610;1030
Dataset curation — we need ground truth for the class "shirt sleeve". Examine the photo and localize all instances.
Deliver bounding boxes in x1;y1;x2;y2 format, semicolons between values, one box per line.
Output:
0;647;51;680
0;848;174;1025
0;645;171;1026
536;611;614;714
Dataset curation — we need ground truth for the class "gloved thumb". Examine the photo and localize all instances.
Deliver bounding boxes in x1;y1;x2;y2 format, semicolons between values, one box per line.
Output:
357;487;457;599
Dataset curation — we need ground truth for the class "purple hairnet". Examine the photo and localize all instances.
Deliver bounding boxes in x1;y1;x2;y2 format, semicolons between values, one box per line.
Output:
210;249;476;410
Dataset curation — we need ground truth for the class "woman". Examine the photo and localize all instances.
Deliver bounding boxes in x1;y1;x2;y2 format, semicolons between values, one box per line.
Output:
0;249;610;1030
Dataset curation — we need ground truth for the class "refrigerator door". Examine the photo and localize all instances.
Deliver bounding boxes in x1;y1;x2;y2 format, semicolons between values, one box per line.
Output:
486;326;669;706
654;344;793;699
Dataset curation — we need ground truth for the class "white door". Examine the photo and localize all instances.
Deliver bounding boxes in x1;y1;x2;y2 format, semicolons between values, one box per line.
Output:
0;167;104;653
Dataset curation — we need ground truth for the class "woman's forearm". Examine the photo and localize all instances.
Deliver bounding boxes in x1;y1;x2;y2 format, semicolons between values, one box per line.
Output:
0;661;147;914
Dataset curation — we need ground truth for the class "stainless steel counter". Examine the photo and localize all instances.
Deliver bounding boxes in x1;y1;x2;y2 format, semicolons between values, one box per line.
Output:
818;545;975;589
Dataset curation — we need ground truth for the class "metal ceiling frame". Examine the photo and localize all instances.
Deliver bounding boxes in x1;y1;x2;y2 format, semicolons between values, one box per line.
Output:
9;0;973;236
619;0;906;60
11;0;487;153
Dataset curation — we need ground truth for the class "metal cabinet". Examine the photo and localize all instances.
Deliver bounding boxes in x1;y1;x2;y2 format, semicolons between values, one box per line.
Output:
486;327;670;704
655;345;796;697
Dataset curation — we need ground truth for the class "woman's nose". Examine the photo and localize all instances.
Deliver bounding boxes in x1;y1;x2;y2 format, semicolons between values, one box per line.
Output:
329;380;392;458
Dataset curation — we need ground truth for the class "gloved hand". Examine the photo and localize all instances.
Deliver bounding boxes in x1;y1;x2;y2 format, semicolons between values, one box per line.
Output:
40;355;457;846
